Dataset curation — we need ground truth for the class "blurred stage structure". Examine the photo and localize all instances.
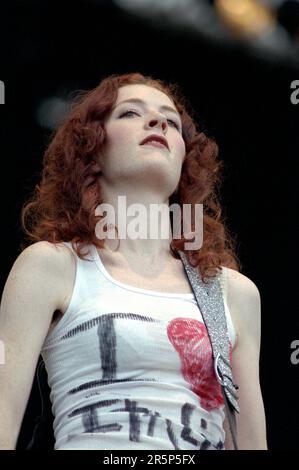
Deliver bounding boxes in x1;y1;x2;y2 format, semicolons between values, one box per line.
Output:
113;0;299;65
36;0;299;130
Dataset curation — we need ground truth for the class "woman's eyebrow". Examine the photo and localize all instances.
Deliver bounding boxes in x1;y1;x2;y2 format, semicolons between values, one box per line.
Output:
114;98;180;117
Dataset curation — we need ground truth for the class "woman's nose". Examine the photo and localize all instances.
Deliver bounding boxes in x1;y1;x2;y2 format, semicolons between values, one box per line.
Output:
146;115;168;133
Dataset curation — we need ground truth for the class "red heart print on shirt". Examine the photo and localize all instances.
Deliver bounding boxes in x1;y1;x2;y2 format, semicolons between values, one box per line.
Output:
167;318;231;411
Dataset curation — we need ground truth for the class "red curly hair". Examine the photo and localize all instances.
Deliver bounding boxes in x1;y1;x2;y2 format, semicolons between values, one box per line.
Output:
21;72;240;281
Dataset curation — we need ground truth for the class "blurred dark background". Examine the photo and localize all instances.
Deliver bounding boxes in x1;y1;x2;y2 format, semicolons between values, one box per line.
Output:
0;0;299;450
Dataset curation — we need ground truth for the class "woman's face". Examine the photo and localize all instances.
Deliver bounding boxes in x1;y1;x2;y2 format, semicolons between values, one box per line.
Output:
99;84;186;196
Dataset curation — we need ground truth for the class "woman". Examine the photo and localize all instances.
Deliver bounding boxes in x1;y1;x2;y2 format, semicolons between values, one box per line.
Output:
0;73;267;450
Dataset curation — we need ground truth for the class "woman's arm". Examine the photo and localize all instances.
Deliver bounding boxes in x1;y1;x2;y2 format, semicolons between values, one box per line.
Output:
0;241;71;449
224;268;267;450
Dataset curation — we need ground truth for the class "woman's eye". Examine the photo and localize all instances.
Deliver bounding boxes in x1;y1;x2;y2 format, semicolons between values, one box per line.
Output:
119;110;139;118
167;119;180;131
119;110;181;132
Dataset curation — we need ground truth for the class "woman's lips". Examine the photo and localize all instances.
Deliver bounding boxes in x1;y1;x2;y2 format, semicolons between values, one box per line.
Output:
141;141;168;150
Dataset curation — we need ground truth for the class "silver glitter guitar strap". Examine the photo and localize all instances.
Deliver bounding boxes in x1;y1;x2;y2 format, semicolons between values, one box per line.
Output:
178;250;240;450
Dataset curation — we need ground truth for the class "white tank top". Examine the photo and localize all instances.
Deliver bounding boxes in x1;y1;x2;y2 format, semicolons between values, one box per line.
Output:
41;241;236;450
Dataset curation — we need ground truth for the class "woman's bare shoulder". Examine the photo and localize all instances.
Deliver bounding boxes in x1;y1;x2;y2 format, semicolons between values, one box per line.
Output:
18;240;75;269
15;241;76;311
224;266;260;300
12;241;76;298
223;266;261;344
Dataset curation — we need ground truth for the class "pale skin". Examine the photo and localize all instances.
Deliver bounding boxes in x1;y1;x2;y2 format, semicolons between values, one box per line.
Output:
0;84;267;449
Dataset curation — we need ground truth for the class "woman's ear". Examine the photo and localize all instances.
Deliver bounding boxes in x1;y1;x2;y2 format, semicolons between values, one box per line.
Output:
92;161;102;176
